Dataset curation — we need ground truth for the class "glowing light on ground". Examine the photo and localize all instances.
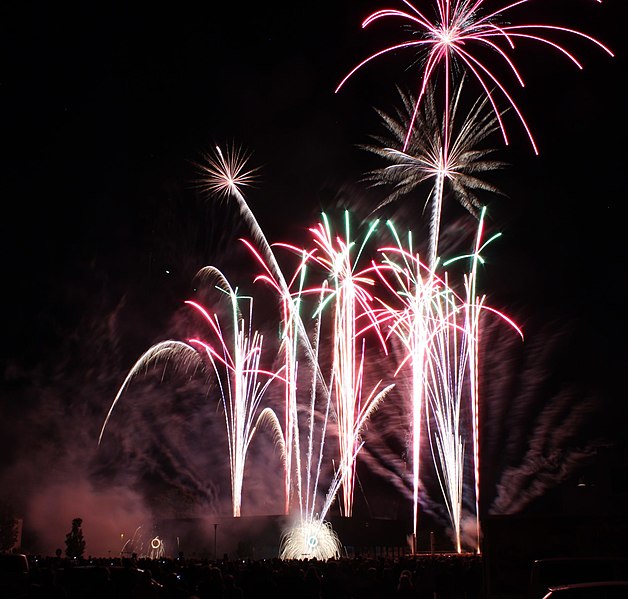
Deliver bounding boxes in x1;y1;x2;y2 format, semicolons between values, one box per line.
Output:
149;537;165;560
279;515;342;560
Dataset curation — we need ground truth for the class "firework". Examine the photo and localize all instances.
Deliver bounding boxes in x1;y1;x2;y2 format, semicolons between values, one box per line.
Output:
279;515;342;560
195;144;259;199
373;227;442;545
99;264;284;518
250;240;356;556
187;266;284;517
148;536;165;560
91;0;614;558
373;210;522;552
362;80;505;269
306;212;394;518
336;0;613;153
200;146;327;514
244;239;314;515
98;341;204;446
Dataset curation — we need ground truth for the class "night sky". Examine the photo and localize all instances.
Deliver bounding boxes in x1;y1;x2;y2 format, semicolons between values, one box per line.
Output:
1;1;626;555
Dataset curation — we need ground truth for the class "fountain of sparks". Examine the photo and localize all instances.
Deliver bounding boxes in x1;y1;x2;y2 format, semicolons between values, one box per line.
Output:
98;263;285;519
246;212;394;556
304;212;395;518
279;516;342;561
119;525;170;559
148;536;166;560
371;211;521;553
185;267;285;517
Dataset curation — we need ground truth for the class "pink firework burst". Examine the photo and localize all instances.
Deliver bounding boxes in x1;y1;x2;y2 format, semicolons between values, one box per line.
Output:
336;0;613;154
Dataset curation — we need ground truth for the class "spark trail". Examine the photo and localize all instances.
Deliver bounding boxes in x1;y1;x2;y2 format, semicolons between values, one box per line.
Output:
374;211;522;551
198;145;328;514
306;212;394;518
186;267;284;517
373;228;439;545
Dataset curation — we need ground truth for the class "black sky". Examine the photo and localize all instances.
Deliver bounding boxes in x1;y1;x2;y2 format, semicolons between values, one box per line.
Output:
1;0;626;553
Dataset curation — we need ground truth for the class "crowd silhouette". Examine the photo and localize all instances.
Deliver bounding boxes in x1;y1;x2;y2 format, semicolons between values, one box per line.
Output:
12;552;484;599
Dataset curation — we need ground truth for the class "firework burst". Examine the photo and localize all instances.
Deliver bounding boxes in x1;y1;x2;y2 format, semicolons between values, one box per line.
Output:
195;144;259;199
336;0;613;153
363;80;505;268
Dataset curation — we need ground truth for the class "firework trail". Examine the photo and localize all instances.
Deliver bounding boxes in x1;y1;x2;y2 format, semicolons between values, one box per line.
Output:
186;266;284;517
306;212;395;518
362;81;505;270
336;0;613;154
373;226;439;543
244;240;317;515
440;209;522;550
99;265;284;518
373;211;521;551
198;145;328;514
195;145;320;368
98;340;205;447
423;275;466;553
374;229;472;550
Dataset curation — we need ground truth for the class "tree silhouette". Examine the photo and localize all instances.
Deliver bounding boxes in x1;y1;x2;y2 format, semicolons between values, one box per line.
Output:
65;517;85;558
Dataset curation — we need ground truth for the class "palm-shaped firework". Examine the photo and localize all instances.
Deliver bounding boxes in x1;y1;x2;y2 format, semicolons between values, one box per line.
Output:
363;82;506;269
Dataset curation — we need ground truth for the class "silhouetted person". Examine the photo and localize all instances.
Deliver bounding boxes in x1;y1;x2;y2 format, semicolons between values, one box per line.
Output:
396;569;418;598
303;564;322;599
196;566;224;599
223;573;244;599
